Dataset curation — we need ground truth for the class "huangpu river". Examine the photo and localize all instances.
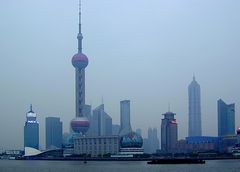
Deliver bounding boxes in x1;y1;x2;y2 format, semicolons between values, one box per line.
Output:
0;159;240;172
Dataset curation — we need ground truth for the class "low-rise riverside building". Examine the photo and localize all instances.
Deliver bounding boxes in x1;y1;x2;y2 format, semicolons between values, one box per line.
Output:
73;135;120;157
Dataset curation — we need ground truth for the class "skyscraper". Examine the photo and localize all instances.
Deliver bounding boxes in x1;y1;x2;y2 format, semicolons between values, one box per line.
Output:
161;112;178;153
92;104;112;136
188;76;202;137
144;128;159;153
119;100;132;136
218;99;235;137
45;117;63;149
70;0;90;135
24;105;39;149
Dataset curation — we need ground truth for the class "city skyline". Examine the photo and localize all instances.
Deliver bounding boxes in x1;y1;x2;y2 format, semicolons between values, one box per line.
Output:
1;0;240;149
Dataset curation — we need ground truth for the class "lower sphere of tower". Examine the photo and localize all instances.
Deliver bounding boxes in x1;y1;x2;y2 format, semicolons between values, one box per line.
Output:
71;117;90;134
72;53;89;69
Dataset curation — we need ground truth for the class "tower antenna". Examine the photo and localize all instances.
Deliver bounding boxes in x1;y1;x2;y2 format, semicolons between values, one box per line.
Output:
168;102;171;112
78;0;83;53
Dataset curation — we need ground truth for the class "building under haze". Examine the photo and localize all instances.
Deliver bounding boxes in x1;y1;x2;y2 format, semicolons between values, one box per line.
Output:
119;100;132;136
24;105;39;149
92;104;112;136
144;128;159;153
188;76;202;137
161;111;178;153
112;124;120;135
45;117;63;150
218;99;235;137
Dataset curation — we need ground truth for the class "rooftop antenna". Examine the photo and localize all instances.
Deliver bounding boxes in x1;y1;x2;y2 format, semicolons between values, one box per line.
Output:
30;104;33;112
101;96;104;105
168;102;171;112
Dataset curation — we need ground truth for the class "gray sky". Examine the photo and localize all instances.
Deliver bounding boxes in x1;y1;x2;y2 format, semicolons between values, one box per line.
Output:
0;0;240;150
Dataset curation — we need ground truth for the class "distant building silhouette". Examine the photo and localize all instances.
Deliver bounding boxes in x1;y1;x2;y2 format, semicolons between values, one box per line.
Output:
45;117;63;149
24;105;39;149
112;124;120;135
144;128;159;153
161;111;178;153
218;99;235;137
136;128;142;136
92;104;112;136
119;100;132;136
188;76;202;136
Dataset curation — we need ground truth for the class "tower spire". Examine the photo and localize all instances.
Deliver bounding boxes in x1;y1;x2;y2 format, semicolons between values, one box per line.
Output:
30;104;33;112
77;0;83;53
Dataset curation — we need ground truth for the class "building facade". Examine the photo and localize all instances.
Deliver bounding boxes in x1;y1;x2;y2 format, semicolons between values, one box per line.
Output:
161;112;178;153
24;105;39;149
175;136;219;153
74;135;120;157
119;100;132;136
112;124;120;135
188;76;202;137
92;104;112;136
144;128;159;153
218;99;235;137
45;117;63;149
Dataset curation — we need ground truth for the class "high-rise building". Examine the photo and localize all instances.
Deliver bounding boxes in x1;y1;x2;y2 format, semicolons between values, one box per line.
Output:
92;104;112;136
45;117;63;149
188;76;202;136
112;124;120;135
119;100;132;136
218;99;235;137
148;128;159;153
161;112;178;153
24;105;39;149
143;128;159;153
70;0;90;135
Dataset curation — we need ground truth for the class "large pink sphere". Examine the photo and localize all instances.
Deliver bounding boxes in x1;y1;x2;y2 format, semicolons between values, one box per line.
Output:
72;53;88;69
71;117;90;134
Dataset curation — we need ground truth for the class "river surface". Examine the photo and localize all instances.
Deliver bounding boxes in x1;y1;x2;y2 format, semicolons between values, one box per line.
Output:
0;160;240;172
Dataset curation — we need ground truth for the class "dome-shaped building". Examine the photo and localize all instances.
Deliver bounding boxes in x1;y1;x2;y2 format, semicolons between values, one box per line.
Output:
120;131;143;148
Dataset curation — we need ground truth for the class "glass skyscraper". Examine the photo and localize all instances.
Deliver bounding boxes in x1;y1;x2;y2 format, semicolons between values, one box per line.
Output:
188;76;202;136
119;100;132;136
218;99;235;137
45;117;63;149
24;105;39;149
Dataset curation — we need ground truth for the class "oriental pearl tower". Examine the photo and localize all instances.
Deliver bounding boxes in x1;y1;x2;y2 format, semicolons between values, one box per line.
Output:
70;0;90;135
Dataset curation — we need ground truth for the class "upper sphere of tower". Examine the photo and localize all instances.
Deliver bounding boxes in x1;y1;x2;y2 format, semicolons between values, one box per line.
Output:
72;53;88;69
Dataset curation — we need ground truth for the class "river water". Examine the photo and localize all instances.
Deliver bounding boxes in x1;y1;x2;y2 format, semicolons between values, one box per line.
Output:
0;160;240;172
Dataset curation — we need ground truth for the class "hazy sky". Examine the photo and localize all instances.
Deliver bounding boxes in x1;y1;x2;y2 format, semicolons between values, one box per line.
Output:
0;0;240;150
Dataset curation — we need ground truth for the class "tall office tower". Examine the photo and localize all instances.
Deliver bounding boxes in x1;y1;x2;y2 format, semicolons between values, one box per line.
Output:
148;128;159;153
84;104;93;136
92;104;112;136
218;99;235;137
161;112;178;153
112;124;120;135
70;0;90;135
45;117;63;149
119;100;132;136
188;76;202;136
24;105;39;149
